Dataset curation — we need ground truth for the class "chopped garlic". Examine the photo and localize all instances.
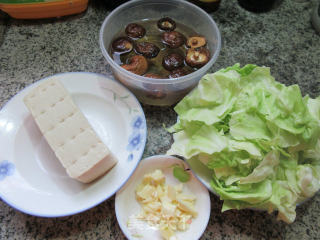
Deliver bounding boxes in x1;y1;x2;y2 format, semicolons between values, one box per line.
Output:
134;169;197;240
167;185;176;200
143;169;166;186
176;199;198;218
174;183;184;193
160;225;177;240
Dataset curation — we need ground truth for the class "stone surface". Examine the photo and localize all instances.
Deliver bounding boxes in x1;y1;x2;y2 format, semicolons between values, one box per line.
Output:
0;0;320;239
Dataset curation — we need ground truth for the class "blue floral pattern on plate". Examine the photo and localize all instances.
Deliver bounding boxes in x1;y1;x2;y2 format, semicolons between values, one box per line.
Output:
0;160;15;181
132;115;144;130
127;154;134;162
127;132;142;151
127;115;145;161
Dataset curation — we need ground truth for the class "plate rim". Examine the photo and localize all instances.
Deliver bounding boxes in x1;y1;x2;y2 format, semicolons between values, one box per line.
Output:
0;71;147;218
114;154;211;240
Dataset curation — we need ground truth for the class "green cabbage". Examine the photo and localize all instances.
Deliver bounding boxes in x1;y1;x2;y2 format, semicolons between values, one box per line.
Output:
167;64;320;223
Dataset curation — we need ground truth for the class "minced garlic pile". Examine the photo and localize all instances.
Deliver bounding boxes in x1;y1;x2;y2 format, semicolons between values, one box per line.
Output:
134;169;197;240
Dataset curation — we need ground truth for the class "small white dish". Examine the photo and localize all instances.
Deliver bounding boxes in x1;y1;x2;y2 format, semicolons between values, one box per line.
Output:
115;155;211;240
0;72;147;217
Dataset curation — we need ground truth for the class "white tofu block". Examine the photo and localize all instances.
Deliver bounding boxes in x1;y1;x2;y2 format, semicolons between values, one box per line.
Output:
23;79;117;183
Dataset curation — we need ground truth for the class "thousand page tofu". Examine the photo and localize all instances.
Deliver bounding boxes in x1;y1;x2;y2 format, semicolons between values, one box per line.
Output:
23;79;117;183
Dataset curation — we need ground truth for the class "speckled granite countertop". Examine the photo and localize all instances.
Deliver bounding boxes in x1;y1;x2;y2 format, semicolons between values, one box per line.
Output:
1;0;320;239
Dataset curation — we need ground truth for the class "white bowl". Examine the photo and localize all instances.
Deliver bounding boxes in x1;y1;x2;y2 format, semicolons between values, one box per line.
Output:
115;155;211;240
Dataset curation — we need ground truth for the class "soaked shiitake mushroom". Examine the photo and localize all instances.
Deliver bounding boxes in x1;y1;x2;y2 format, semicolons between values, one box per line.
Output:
144;73;163;79
185;48;210;68
134;42;160;58
110;18;212;83
157;17;176;31
112;37;133;53
121;55;148;75
187;36;207;49
161;31;186;48
162;53;185;71
146;89;167;99
125;23;146;39
169;68;189;78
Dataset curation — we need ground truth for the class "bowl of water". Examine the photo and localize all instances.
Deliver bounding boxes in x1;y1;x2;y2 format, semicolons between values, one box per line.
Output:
99;0;221;106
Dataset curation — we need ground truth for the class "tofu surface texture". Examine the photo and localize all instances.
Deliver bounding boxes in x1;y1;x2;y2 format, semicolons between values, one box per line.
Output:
23;79;117;183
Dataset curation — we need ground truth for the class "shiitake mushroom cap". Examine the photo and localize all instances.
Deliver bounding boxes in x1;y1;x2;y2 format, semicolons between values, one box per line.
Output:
168;68;190;78
185;48;210;68
157;17;176;31
162;53;185;71
121;55;148;76
161;31;186;48
187;36;207;49
134;42;160;58
144;73;163;79
125;23;146;39
112;37;133;53
146;89;167;99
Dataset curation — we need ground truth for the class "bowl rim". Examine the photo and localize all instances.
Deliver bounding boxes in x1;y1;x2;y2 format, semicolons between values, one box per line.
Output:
99;0;221;85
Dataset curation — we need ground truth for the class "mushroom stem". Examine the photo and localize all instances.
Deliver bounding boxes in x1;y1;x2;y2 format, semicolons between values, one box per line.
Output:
194;52;200;60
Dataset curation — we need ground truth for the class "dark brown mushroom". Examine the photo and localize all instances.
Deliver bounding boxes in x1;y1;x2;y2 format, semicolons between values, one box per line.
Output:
134;42;160;58
125;23;146;39
157;17;176;31
169;68;189;78
161;31;186;48
162;53;185;71
144;73;163;79
112;37;133;53
146;89;167;100
185;48;210;68
187;36;207;49
121;55;148;75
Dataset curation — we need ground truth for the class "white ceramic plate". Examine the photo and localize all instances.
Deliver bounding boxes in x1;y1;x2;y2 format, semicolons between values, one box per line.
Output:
0;72;147;217
115;155;211;240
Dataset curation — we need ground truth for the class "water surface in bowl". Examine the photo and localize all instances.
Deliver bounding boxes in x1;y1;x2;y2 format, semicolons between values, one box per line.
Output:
109;18;211;79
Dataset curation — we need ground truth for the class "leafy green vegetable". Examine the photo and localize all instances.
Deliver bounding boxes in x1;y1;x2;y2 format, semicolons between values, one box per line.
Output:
172;165;191;183
167;64;320;223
